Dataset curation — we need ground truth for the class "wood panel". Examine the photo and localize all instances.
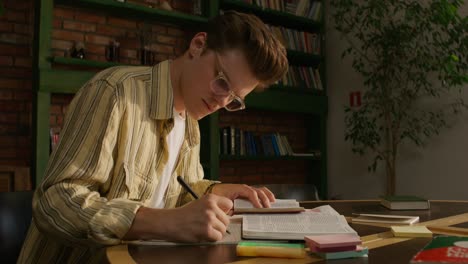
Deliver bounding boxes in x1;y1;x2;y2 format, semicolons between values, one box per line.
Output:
0;166;31;192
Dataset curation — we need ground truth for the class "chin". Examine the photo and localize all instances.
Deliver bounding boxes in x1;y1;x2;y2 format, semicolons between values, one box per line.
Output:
187;110;207;120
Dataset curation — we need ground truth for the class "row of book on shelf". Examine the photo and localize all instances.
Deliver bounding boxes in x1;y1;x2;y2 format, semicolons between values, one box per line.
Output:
269;26;321;55
219;127;321;157
279;65;323;90
239;0;322;21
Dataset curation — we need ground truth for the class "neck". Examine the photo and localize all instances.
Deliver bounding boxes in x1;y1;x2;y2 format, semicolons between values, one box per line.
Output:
170;56;185;115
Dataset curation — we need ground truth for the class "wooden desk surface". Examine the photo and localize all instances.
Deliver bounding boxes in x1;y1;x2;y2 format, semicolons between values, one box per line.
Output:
106;200;468;264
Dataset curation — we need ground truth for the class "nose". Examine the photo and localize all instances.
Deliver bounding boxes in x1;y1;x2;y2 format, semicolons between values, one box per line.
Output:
213;93;232;108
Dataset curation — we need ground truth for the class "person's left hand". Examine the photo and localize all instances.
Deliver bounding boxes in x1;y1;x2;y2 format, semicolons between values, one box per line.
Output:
210;184;275;210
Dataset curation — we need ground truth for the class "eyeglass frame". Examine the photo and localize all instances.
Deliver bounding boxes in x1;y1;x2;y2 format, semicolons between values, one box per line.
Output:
209;52;246;112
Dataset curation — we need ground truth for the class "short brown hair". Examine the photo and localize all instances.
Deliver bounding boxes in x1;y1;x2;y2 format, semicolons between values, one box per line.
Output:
204;10;288;88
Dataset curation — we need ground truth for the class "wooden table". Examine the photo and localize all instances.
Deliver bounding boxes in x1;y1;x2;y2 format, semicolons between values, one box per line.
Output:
106;200;468;264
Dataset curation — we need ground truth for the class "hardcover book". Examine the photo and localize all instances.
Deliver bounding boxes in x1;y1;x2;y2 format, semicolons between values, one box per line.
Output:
380;195;430;210
233;199;305;214
410;236;468;263
351;213;420;225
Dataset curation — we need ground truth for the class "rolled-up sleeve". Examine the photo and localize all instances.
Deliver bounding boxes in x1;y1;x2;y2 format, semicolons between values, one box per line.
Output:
33;79;142;246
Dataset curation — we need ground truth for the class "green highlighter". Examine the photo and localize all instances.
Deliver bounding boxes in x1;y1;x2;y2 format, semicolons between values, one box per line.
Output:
236;241;306;259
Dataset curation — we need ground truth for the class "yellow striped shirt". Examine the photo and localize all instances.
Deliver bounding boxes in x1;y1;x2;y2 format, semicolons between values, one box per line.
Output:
18;61;217;263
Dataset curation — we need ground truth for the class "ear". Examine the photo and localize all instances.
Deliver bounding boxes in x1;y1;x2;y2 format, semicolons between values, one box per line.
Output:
188;32;207;58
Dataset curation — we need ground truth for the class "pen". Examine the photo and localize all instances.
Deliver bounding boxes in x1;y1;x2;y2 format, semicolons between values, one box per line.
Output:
176;176;231;234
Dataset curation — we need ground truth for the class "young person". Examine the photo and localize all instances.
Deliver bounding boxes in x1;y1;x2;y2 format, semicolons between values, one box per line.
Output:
18;10;288;263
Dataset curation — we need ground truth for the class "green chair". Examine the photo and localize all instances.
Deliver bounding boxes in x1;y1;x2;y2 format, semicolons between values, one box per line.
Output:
0;191;33;263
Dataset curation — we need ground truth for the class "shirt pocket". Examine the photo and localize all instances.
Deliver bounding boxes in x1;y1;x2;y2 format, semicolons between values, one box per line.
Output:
126;160;156;201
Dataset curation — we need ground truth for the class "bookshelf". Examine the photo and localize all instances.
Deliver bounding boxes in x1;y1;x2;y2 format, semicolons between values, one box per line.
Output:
33;0;328;198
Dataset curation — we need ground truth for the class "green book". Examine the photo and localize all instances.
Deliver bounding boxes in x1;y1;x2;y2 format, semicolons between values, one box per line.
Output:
380;195;430;210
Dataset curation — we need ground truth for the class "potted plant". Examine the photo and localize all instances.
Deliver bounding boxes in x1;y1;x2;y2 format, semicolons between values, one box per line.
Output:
331;0;467;195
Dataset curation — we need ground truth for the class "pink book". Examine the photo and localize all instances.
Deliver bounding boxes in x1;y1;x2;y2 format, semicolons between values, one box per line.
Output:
305;234;361;248
308;243;357;253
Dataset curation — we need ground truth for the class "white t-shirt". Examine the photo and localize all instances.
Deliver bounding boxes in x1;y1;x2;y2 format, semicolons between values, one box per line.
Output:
149;110;186;208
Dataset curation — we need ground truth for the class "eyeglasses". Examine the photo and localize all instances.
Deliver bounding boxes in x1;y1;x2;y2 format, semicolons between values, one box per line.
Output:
210;53;246;112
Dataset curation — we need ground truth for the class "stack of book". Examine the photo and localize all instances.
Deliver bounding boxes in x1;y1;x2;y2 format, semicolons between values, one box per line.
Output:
305;234;368;260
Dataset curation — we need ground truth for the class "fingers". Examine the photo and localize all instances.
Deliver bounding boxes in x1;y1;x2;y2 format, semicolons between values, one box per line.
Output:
199;195;232;241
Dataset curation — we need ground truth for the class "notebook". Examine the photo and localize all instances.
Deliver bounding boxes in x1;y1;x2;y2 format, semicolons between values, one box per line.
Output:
380;195;430;210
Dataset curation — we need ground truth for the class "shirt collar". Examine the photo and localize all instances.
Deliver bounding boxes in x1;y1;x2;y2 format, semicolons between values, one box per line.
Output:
149;60;174;120
149;60;200;147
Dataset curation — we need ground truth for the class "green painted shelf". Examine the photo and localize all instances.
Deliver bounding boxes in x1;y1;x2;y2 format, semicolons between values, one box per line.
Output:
56;0;208;27
220;155;321;161
220;0;321;31
49;57;125;68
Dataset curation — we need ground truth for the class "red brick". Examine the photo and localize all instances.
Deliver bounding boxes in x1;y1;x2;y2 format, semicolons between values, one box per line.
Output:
54;7;75;19
96;24;127;37
4;11;27;23
0;113;18;124
0;148;17;158
49;115;56;126
50;105;62;115
151;24;167;34
14;57;32;68
4;1;33;11
14;91;32;100
17;136;31;147
0;22;14;32
75;12;106;24
63;21;96;32
0;79;23;89
150;43;173;54
0;101;24;112
0;56;13;66
51;39;74;51
0;90;13;100
155;35;177;45
167;27;184;37
85;34;112;45
108;17;137;29
85;43;106;56
0;136;17;147
13;23;30;34
120;49;137;60
52;19;62;29
0;33;30;45
52;29;85;42
0;68;32;79
119;38;139;49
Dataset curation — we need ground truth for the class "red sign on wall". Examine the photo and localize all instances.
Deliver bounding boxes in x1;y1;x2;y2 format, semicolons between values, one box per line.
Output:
349;91;362;107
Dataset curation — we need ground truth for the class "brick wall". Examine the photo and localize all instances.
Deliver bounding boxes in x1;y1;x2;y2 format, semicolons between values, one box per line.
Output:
0;1;314;188
0;0;34;168
49;3;190;130
218;109;310;185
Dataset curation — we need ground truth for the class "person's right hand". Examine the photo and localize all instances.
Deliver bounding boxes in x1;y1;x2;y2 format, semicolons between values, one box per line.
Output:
124;194;233;243
164;194;233;242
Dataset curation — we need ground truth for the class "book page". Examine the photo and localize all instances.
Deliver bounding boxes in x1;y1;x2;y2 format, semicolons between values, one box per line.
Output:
243;209;357;240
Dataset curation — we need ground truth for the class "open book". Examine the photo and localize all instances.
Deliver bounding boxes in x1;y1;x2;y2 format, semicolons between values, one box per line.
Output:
242;205;357;240
233;198;305;214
